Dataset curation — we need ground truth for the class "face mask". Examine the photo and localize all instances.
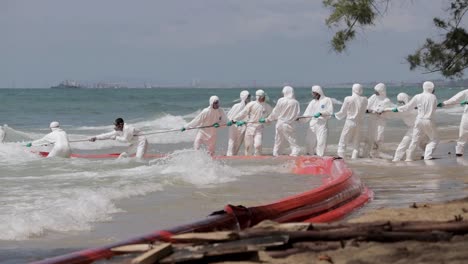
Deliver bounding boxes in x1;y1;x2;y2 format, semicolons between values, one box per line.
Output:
313;92;320;100
375;91;380;96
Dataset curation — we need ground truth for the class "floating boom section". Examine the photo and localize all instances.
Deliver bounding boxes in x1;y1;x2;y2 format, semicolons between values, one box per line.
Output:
33;156;372;264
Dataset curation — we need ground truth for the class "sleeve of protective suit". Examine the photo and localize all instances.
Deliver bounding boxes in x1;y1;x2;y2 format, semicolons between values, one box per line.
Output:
32;132;56;146
265;103;273;116
397;96;418;112
227;103;243;120
233;102;251;121
185;109;209;129
444;90;467;106
95;131;117;140
367;94;376;111
219;109;228;124
266;98;284;122
321;97;334;118
334;97;350;120
116;126;135;143
300;101;314;123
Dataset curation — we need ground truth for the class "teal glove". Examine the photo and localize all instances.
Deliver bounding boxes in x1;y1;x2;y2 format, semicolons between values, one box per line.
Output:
236;121;246;126
227;120;233;126
213;123;220;128
26;142;32;147
461;100;468;105
392;108;398;113
313;112;322;118
181;127;186;132
437;102;444;108
259;118;266;123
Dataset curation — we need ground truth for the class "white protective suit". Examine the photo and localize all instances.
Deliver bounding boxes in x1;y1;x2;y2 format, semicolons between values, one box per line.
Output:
185;95;227;155
443;89;468;156
301;85;333;156
397;81;439;161
366;83;393;157
392;93;429;161
335;84;368;159
234;90;273;156
95;123;148;159
266;86;301;156
32;121;72;158
226;90;250;156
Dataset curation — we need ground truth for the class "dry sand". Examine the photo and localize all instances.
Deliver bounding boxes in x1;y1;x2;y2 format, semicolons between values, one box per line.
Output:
237;198;468;264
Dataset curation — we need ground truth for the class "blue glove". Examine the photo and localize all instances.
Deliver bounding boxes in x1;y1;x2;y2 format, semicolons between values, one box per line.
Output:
181;127;186;132
213;123;220;128
227;120;233;126
236;121;246;126
461;100;468;105
313;112;322;118
26;143;32;147
259;118;266;123
437;102;444;108
392;108;398;113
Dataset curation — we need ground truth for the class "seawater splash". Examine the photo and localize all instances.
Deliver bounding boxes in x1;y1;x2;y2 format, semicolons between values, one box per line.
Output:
151;149;241;186
0;158;168;240
0;143;41;165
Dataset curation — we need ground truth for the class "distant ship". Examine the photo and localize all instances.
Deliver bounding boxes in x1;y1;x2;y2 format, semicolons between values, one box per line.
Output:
50;80;86;89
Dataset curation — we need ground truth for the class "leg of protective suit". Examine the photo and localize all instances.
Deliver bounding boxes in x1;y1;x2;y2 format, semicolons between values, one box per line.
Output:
206;136;217;156
135;139;148;159
350;124;360;159
393;129;412;161
273;124;285;156
338;120;354;158
406;123;422;161
456;114;468;155
232;127;246;156
306;127;317;155
422;120;439;160
373;119;386;157
315;123;328;157
226;126;236;156
244;127;254;156
253;126;263;156
366;115;377;157
194;132;203;151
283;123;300;156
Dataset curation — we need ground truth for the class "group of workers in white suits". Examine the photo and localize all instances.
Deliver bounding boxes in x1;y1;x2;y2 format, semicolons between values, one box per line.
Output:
22;81;468;161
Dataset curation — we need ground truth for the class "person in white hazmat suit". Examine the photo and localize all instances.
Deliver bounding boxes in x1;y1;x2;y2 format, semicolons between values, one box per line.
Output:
299;85;333;156
89;118;148;159
392;81;439;161
26;121;72;158
261;86;300;156
335;84;368;159
439;89;468;156
390;93;429;161
226;90;250;156
182;96;227;155
234;89;273;156
366;83;393;157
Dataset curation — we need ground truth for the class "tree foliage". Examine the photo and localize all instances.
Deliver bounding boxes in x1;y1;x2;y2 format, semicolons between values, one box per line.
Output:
323;0;468;78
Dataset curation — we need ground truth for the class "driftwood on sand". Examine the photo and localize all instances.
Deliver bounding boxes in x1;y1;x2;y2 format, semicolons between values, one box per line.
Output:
111;219;468;263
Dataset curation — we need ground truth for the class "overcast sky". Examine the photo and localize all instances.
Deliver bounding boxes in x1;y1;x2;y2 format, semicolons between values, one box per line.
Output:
1;0;464;88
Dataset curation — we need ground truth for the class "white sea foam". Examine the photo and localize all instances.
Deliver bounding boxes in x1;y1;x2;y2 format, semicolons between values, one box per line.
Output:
150;149;241;187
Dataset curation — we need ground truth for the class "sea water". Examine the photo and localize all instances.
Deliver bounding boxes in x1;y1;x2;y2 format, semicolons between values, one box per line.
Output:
0;86;467;263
